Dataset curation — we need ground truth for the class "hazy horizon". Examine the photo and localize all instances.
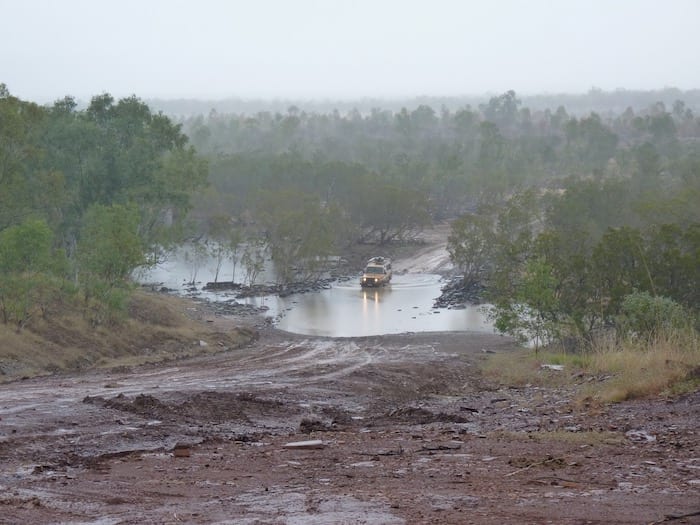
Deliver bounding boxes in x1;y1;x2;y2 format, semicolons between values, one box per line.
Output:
2;0;699;104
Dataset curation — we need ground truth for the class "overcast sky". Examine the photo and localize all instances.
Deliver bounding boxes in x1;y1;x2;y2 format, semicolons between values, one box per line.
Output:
2;0;699;103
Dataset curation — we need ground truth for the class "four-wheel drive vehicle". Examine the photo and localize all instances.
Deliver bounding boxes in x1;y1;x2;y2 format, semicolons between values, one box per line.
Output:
360;256;392;287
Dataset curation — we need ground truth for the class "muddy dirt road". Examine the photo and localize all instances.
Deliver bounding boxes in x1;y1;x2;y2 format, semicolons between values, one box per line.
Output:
1;325;698;524
1;226;698;524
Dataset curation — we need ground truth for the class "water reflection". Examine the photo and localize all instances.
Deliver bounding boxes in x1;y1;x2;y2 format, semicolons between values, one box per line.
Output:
135;243;277;289
273;274;493;337
360;288;381;334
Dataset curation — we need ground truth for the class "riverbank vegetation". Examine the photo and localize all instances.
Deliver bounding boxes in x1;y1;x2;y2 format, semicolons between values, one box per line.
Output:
1;83;698;394
0;84;207;332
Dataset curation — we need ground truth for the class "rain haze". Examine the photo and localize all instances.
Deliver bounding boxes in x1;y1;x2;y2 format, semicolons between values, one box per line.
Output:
2;0;699;103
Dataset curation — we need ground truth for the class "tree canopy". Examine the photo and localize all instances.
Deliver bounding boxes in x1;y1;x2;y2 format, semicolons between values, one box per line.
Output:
0;86;206;326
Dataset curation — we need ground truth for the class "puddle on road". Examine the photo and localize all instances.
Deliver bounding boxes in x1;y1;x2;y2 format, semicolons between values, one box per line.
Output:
236;489;406;525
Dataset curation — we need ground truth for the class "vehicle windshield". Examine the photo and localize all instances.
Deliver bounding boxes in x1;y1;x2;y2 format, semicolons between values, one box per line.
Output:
365;266;385;274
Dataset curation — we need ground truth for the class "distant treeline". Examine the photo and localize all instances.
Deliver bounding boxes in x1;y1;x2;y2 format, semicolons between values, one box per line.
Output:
183;89;699;222
148;87;700;118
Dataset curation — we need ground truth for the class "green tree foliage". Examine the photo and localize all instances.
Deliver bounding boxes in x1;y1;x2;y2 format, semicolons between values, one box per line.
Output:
480;90;521;135
591;227;651;313
0;218;53;274
491;258;561;351
347;177;431;245
241;238;266;286
78;204;145;286
447;213;494;289
564;113;619;170
206;149;431;252
183;239;209;286
0;88;206;249
529;230;602;339
254;190;338;283
0;89;46;230
0;87;206;324
205;215;243;283
643;224;700;309
448;192;538;297
75;95;207;245
479;180;699;344
543;178;634;240
4;84;700;339
188;88;695;242
489;191;538;290
76;204;145;324
186;89;700;256
0;219;66;328
617;292;691;341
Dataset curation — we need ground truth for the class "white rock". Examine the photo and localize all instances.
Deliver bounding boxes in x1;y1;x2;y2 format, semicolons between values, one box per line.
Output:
540;364;564;371
283;440;325;449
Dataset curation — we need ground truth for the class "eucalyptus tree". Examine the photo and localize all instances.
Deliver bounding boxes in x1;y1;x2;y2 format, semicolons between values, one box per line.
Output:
343;174;431;245
490;258;562;351
78;94;208;248
0;219;63;327
480;90;521;136
447;213;494;289
253;189;338;284
0;86;46;230
206;214;244;283
78;204;145;288
563;113;618;171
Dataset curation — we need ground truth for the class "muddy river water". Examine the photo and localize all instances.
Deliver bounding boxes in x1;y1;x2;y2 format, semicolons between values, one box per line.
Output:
269;274;492;337
138;249;494;337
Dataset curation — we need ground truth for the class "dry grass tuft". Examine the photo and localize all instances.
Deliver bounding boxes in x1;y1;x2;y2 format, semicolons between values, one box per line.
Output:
585;329;700;402
481;349;590;388
483;328;699;403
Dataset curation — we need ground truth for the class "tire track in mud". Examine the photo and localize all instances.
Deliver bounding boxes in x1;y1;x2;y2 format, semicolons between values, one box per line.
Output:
1;329;493;489
237;339;376;385
0;339;348;463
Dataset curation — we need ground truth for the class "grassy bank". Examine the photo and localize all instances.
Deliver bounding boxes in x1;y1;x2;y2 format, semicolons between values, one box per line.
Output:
483;328;700;403
0;290;255;382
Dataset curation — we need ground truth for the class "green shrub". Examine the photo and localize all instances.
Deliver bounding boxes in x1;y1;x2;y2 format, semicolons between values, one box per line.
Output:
617;291;690;340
